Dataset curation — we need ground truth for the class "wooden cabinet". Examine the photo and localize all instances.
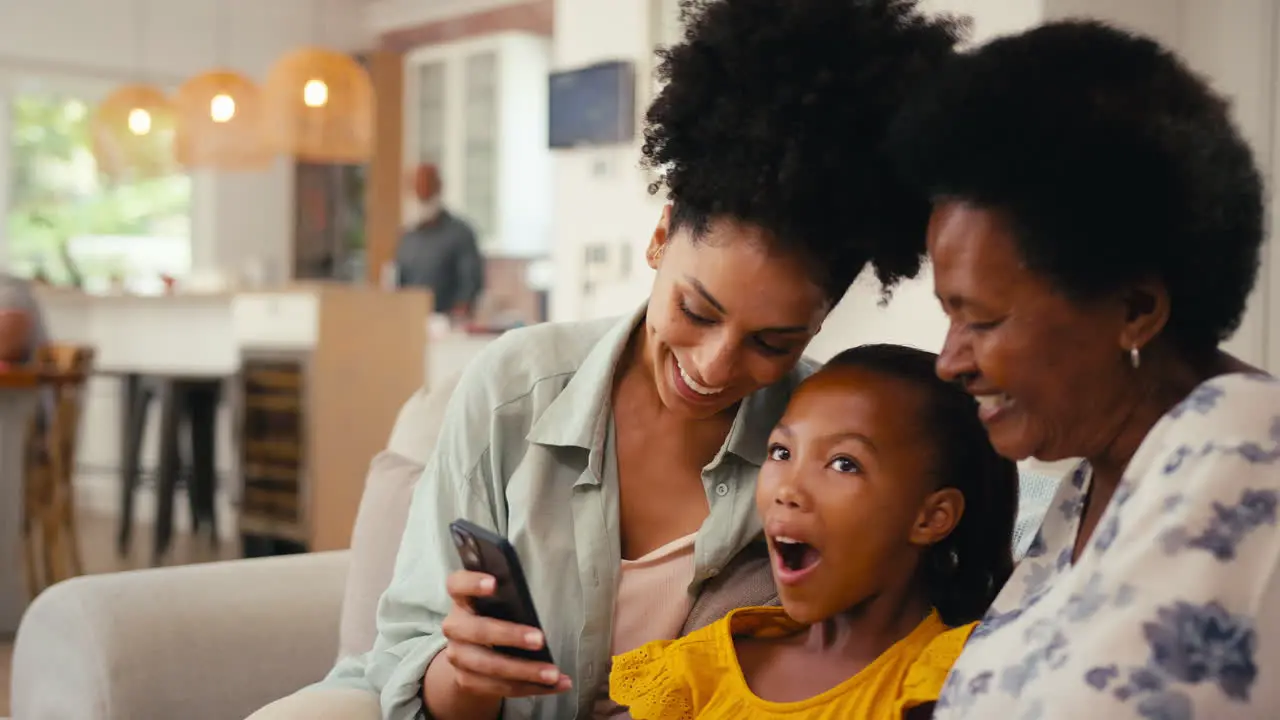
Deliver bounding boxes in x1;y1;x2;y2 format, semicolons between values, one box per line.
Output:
239;357;306;544
233;285;429;553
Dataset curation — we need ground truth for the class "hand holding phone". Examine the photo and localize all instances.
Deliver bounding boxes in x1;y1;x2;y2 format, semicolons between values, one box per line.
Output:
427;520;571;709
448;520;554;664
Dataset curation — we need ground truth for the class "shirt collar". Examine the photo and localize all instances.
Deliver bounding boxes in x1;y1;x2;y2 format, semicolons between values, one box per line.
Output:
525;303;811;469
525;304;645;451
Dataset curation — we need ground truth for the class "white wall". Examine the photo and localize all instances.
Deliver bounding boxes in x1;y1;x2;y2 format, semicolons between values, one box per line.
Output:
548;0;1278;373
547;0;667;322
498;34;554;256
0;0;373;282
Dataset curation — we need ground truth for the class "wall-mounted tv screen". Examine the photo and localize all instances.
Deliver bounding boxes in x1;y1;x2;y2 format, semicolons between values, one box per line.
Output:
548;60;636;149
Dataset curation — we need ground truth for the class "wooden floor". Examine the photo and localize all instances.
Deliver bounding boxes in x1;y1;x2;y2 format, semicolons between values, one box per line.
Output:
1;510;239;716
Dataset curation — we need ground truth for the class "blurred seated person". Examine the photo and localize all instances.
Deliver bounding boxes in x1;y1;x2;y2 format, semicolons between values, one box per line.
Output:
395;164;485;321
0;273;47;365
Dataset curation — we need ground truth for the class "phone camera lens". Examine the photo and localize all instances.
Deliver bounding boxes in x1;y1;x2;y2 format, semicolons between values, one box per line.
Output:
457;535;482;569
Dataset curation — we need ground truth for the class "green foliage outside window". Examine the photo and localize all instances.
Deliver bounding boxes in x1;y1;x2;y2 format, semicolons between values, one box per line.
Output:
5;94;190;284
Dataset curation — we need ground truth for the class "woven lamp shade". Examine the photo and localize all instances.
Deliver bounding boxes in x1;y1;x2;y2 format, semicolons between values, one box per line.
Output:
90;84;178;181
174;69;273;171
263;47;373;164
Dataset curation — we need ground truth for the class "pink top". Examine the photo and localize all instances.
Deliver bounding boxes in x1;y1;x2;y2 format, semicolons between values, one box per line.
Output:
594;532;699;718
611;532;699;655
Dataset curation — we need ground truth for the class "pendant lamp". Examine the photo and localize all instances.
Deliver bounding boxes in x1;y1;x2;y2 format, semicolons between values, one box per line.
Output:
174;70;271;170
90;0;176;181
173;0;271;170
263;46;374;164
90;83;178;182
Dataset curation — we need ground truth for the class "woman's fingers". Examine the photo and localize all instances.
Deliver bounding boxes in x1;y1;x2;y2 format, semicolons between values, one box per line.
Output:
445;643;572;697
445;570;497;602
439;568;570;700
441;609;547;652
450;669;571;699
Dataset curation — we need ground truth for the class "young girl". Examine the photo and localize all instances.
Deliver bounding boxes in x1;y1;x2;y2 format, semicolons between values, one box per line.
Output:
609;344;1019;719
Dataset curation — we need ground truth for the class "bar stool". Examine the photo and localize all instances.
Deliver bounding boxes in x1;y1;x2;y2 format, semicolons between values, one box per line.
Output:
116;373;223;563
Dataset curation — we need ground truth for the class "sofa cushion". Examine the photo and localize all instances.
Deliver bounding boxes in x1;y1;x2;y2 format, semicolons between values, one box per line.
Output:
386;381;453;466
336;372;462;660
336;451;422;660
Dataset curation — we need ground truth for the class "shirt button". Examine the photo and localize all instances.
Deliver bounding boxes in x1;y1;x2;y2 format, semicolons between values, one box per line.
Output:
715;483;729;497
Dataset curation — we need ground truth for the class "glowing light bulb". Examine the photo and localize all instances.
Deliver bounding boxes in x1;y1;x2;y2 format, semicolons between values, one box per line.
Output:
127;107;152;135
210;93;236;123
303;78;329;108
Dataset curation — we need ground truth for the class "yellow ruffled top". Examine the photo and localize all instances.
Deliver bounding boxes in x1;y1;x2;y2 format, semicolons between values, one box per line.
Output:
609;606;973;720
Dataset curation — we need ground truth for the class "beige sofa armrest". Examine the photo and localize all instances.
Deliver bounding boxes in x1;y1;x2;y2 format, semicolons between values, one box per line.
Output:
12;551;350;720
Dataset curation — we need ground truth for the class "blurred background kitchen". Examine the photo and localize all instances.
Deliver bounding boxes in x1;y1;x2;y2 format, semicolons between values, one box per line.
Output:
0;1;1278;713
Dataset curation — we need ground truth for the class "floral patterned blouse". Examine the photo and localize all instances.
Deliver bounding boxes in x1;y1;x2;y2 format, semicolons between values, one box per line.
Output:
933;372;1280;720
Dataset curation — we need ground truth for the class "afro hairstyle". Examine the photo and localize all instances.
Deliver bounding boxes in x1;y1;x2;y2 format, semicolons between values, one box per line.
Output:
890;19;1265;358
643;0;968;301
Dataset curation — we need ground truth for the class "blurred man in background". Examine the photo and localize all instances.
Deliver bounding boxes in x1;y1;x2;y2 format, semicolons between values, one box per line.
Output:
395;164;484;321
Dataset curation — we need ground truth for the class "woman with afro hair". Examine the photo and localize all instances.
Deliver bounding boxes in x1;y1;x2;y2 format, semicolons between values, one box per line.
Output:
890;19;1280;719
247;1;967;719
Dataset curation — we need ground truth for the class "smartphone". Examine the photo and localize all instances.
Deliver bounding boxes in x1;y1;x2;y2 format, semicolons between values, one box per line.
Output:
448;519;554;664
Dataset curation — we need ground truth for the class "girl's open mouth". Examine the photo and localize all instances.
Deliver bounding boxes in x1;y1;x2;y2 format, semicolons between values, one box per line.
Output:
772;536;822;585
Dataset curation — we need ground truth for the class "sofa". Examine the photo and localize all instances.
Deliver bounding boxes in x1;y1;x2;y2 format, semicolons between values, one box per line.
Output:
8;371;458;720
7;368;1062;720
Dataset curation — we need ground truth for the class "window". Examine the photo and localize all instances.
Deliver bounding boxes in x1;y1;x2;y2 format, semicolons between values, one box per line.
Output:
416;62;446;167
4;91;192;294
462;51;498;240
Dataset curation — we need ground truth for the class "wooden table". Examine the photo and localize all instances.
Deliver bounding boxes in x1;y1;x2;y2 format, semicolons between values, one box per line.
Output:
0;367;85;635
0;369;44;389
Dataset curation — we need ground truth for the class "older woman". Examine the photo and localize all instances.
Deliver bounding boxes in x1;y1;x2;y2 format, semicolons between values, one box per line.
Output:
891;20;1280;718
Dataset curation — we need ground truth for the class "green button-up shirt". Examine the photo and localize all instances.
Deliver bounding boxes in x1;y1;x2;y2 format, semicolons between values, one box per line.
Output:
321;304;813;719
